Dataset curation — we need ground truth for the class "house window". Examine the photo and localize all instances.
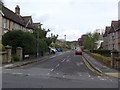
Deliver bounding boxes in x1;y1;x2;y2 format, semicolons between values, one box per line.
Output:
112;32;115;39
18;25;20;30
113;44;115;49
7;20;10;30
3;18;7;33
20;26;23;31
12;23;15;30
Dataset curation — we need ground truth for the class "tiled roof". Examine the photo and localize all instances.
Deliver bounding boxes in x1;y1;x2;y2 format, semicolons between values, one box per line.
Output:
22;16;34;29
2;5;35;29
2;6;25;26
109;21;118;33
33;23;41;29
117;20;120;31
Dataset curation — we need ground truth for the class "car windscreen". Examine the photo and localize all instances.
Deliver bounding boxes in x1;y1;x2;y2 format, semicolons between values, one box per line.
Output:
76;47;81;51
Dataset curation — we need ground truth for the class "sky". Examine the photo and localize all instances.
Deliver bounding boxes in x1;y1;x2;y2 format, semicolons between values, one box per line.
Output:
4;0;119;41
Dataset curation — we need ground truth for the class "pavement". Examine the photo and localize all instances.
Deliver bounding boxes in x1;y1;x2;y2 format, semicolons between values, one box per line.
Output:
1;53;57;69
83;52;119;78
1;51;120;78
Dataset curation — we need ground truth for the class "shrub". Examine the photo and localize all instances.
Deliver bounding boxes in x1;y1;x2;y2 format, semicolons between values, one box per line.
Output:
92;53;112;60
12;54;20;62
2;30;36;55
90;50;111;57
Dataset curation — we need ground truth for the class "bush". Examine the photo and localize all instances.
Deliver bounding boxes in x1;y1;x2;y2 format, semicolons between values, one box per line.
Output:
90;50;111;57
12;54;20;62
38;39;49;56
2;30;36;55
92;53;112;60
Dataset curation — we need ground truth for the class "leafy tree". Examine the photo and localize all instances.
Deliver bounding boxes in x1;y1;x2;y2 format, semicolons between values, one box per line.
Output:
2;30;36;55
83;32;99;50
33;28;53;56
38;39;48;56
33;28;49;39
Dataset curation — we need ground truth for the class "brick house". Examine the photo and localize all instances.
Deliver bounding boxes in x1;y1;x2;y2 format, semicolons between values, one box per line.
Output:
103;26;111;50
103;21;120;52
0;3;41;41
78;34;87;46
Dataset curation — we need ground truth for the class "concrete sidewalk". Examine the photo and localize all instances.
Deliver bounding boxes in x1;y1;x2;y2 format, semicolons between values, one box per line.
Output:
1;53;55;69
83;52;119;78
1;51;66;69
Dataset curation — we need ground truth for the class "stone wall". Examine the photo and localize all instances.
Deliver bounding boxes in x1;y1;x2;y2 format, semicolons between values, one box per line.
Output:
85;51;120;69
0;52;7;63
0;46;23;63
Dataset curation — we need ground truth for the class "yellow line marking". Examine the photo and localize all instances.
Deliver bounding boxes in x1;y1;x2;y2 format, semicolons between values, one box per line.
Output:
82;57;103;76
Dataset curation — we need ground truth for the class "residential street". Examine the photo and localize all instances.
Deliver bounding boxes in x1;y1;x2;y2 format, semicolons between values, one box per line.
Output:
2;50;119;88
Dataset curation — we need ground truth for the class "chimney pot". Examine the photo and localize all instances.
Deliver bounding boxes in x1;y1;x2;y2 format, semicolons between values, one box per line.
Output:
15;5;20;15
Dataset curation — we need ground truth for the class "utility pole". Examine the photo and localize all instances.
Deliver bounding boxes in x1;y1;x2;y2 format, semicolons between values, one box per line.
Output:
37;23;43;57
37;30;39;57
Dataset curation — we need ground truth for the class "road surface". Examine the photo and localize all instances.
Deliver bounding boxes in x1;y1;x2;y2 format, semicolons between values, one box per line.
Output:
2;50;119;88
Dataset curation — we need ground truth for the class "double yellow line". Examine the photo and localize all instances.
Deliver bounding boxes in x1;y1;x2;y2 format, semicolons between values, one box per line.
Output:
82;57;103;76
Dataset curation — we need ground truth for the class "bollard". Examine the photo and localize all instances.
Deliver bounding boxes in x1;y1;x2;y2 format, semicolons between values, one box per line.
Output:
16;47;23;61
5;45;12;63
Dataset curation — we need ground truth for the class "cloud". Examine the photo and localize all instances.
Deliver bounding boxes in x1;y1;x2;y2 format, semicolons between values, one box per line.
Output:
32;14;50;22
58;29;82;41
4;0;119;41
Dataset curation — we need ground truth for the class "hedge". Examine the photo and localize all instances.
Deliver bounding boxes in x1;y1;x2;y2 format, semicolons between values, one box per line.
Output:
90;50;111;57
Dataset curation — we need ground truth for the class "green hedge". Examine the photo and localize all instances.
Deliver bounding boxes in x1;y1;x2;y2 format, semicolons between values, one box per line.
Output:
90;50;111;57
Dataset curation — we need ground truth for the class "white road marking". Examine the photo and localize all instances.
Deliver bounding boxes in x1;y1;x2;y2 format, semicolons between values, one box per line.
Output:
79;74;82;76
4;64;14;67
61;59;65;62
88;75;91;77
63;76;65;78
51;69;54;72
12;73;23;75
66;59;70;62
56;73;59;75
100;78;106;81
56;64;60;67
47;73;50;75
97;76;101;78
50;55;56;59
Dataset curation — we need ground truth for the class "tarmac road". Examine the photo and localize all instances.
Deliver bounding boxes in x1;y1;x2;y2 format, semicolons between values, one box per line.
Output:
2;50;119;88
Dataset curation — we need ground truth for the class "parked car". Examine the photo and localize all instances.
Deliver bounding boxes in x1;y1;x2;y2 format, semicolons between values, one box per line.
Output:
75;47;82;55
49;47;57;54
57;48;62;52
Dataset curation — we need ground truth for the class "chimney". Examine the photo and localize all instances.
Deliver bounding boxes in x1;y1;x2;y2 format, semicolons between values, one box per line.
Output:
15;5;20;15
